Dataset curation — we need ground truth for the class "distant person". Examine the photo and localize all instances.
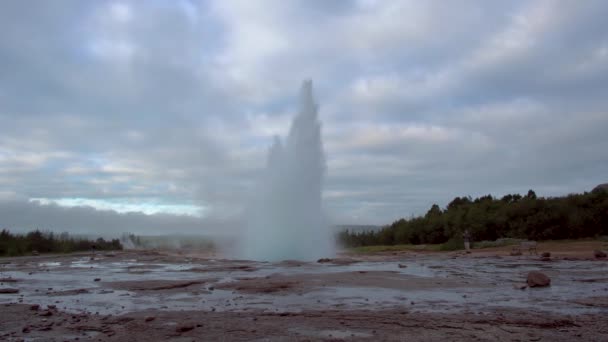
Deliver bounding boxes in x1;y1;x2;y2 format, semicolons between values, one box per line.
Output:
462;230;471;251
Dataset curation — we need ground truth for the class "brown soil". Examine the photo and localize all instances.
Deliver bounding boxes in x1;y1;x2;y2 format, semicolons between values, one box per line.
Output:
217;270;480;295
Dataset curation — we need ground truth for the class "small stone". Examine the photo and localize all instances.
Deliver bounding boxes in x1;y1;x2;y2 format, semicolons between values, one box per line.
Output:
145;316;155;322
94;278;101;282
398;264;407;268
39;311;53;317
513;283;527;290
540;256;551;262
21;326;30;333
594;250;607;259
317;258;332;263
29;304;40;311
541;252;551;258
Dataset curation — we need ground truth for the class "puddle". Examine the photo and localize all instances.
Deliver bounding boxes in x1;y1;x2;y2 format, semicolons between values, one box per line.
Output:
1;254;607;316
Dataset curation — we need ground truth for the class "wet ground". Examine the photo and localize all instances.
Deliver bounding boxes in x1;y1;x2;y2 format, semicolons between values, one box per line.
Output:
1;250;607;340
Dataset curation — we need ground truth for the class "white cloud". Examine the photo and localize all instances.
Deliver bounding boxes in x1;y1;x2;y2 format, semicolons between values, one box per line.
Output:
0;0;607;228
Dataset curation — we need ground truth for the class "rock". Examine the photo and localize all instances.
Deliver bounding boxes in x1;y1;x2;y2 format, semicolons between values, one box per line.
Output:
317;258;332;263
175;323;195;333
510;251;522;256
145;316;155;322
94;278;101;282
592;183;608;192
22;326;30;333
594;250;607;258
540;256;551;262
513;283;527;290
527;271;551;287
398;264;407;268
39;311;53;317
0;288;19;294
541;252;551;258
30;304;40;311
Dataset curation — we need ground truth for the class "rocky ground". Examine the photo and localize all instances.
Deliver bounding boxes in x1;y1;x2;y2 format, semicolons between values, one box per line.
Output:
0;245;607;341
2;303;607;341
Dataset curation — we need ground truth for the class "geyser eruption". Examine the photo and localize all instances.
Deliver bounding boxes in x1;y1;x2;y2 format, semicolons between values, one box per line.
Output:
241;80;334;261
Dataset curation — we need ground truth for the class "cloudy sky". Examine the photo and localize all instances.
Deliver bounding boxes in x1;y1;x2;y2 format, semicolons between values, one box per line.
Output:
1;0;608;234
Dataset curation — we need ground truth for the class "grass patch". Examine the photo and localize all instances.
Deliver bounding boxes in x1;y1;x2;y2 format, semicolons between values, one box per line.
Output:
348;238;608;254
439;237;464;251
349;244;442;253
473;238;523;249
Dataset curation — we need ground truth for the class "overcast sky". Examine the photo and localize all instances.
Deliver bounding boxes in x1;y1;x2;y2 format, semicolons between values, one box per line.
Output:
1;0;608;234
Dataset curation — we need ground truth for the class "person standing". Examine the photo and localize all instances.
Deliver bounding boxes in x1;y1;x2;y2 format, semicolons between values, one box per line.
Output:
462;229;471;251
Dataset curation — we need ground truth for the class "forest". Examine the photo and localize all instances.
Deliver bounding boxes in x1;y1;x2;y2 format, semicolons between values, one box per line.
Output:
338;188;608;249
0;229;122;257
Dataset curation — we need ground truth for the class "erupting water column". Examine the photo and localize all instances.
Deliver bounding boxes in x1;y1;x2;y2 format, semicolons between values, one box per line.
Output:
241;80;334;261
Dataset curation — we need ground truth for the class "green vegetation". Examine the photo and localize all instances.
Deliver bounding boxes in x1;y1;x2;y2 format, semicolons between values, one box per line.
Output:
339;188;608;250
0;229;122;257
350;244;442;253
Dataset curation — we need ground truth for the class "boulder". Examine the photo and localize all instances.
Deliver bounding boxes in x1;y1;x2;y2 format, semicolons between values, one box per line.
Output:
176;323;195;333
594;250;607;259
592;183;608;192
527;271;551;287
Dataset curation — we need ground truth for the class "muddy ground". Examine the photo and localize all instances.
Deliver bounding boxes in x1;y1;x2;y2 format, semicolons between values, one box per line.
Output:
1;247;607;341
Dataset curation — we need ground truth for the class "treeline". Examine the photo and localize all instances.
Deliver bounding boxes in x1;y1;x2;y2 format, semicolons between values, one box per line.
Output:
0;229;122;257
339;188;608;248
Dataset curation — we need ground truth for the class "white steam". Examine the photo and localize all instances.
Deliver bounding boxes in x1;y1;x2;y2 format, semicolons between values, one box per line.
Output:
239;80;335;261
